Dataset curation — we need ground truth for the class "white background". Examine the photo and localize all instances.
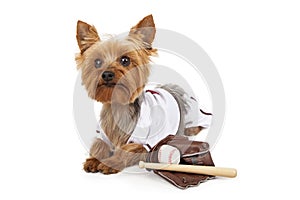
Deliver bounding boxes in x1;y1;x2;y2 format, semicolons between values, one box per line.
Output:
0;0;299;199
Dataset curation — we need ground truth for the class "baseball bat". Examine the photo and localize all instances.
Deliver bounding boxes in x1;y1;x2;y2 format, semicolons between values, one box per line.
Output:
139;161;237;178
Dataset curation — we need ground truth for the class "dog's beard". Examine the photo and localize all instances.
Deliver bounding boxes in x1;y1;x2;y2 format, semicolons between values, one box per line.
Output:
95;84;130;104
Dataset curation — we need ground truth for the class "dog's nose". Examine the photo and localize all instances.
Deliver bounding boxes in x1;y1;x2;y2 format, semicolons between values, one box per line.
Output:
102;71;115;82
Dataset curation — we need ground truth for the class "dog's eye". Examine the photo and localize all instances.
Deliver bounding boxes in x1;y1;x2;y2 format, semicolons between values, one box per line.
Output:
120;56;130;67
94;59;102;68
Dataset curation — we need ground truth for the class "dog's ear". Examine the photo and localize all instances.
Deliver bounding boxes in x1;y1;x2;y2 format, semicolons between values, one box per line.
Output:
76;20;100;54
129;15;156;46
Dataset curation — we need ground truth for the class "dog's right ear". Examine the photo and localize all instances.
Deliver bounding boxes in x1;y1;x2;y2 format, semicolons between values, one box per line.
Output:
76;20;100;54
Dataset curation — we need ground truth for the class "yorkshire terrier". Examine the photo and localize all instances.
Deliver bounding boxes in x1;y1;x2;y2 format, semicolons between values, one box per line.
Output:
75;15;212;174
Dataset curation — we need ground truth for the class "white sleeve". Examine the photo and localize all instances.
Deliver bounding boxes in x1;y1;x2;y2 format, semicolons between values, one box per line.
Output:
184;96;212;128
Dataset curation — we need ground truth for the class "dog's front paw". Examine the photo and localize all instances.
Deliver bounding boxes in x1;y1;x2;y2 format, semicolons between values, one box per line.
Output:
97;158;125;175
83;157;101;173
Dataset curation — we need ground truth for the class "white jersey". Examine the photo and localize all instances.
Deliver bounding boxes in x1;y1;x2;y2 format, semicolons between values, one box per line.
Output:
96;88;212;151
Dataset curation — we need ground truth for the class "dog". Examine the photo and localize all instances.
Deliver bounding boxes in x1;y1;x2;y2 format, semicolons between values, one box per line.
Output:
75;15;212;174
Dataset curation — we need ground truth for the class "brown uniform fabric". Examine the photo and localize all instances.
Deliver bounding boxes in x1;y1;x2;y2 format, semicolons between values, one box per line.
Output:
147;135;215;189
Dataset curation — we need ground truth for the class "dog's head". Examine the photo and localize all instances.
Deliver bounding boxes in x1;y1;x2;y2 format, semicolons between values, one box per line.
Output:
75;15;157;104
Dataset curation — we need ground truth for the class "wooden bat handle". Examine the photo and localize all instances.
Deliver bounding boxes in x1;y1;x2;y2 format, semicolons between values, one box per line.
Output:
139;161;237;178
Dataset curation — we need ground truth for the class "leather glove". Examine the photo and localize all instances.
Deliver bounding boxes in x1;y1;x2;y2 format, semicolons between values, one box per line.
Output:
147;135;215;189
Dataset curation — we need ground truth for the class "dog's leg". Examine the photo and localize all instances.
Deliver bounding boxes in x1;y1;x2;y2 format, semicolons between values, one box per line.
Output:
184;126;204;136
83;138;112;173
97;143;147;174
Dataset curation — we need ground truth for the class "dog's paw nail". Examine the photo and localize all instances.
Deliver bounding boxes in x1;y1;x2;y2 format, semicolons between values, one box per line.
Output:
97;162;120;175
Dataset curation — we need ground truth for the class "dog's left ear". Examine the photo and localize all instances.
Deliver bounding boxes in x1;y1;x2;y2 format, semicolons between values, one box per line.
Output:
76;20;100;54
129;15;156;46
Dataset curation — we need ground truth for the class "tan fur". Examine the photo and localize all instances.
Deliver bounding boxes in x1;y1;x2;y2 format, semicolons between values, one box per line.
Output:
76;15;203;174
76;35;156;104
97;143;147;174
77;15;156;174
184;126;203;136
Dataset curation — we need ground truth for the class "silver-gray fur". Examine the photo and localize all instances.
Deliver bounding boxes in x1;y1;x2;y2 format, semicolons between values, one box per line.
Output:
158;84;190;135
